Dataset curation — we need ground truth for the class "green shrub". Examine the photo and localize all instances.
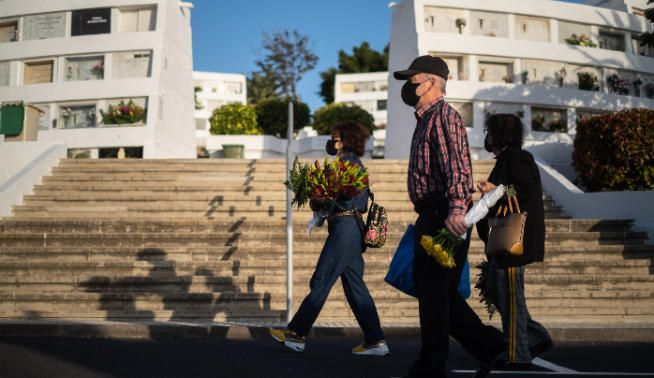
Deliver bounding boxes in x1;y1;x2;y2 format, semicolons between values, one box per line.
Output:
313;103;375;135
573;109;654;191
255;98;310;138
209;103;260;135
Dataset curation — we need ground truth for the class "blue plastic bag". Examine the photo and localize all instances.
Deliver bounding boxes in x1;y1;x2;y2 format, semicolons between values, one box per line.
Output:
385;225;471;299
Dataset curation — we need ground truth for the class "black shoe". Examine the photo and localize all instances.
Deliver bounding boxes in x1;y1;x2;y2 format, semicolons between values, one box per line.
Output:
530;338;554;357
473;353;502;378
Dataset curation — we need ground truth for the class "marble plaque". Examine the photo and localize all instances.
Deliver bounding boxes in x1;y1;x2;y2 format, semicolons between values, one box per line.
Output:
516;17;550;42
24;61;53;84
471;11;509;38
113;52;151;79
65;56;104;81
23;12;66;40
424;6;464;34
0;21;18;42
479;62;511;83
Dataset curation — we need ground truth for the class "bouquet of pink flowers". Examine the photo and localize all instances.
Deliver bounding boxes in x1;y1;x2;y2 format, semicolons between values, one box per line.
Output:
285;156;369;209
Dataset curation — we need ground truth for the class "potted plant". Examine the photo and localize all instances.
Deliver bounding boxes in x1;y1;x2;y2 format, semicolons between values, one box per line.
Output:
577;72;599;91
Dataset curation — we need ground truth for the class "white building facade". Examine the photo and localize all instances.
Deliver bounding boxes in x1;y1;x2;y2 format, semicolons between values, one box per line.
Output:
334;72;389;158
193;71;246;145
386;0;654;172
0;0;196;159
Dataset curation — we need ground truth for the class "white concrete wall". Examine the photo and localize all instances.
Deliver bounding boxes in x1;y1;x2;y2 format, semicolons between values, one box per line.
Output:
386;0;421;159
193;71;247;143
0;139;66;217
0;0;195;159
334;72;388;127
535;155;654;240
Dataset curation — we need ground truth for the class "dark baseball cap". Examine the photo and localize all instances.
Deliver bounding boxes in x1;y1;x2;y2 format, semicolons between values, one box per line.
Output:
393;55;449;81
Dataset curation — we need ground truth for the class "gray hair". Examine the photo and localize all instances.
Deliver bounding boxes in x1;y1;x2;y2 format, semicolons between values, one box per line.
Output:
423;73;447;94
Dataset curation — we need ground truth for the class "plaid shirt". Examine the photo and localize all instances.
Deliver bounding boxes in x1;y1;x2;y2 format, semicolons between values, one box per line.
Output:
408;97;473;216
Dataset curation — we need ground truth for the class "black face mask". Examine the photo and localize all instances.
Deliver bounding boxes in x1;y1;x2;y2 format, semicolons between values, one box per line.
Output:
401;81;422;107
325;139;337;156
484;134;494;153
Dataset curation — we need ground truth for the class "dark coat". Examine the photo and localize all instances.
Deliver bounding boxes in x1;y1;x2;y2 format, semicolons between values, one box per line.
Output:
477;147;545;267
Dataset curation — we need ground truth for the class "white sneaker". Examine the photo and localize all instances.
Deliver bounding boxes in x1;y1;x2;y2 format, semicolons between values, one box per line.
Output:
269;328;306;353
352;340;390;356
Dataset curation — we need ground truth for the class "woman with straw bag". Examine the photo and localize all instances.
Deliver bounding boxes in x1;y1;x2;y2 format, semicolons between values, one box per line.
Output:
476;114;553;371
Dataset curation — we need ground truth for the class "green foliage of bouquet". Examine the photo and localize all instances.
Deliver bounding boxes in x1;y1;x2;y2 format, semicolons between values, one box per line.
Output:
420;228;461;269
475;260;497;319
285;156;369;209
100;100;146;125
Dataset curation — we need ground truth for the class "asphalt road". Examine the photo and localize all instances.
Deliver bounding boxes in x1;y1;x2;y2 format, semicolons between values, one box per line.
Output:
0;336;652;378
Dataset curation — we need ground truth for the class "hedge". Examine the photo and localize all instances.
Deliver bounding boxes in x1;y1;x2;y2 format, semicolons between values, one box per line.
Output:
572;108;654;191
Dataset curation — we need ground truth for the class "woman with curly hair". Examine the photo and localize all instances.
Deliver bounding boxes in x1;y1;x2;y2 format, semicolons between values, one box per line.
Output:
270;122;388;356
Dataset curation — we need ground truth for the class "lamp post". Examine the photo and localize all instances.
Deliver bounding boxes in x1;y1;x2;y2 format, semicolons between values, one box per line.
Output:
285;101;294;323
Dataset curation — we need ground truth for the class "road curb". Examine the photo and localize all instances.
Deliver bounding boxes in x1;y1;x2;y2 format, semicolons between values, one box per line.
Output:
0;321;653;342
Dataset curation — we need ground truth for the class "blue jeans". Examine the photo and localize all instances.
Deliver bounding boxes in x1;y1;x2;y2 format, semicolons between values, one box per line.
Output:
288;216;385;343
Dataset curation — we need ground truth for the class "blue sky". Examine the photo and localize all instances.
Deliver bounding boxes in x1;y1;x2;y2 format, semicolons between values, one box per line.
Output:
191;0;587;111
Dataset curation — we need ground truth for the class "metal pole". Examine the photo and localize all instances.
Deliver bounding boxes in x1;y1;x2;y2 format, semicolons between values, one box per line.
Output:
285;101;294;323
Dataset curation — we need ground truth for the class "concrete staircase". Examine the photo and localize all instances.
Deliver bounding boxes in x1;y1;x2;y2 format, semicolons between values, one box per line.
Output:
1;159;652;330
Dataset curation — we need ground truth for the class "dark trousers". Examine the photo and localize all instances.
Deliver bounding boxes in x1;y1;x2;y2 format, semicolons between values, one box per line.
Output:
288;216;385;343
488;258;552;364
409;202;505;378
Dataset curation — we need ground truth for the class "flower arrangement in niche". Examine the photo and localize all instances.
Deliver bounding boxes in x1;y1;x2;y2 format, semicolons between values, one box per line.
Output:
565;33;598;48
455;18;466;34
607;74;631;95
577;72;600;91
100;100;147;125
91;62;104;77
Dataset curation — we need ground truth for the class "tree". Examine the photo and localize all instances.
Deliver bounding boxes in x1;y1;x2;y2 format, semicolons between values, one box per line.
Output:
313;103;375;135
247;71;277;105
251;30;318;100
255;98;311;138
319;67;338;104
639;1;654;48
318;42;389;104
209;103;260;135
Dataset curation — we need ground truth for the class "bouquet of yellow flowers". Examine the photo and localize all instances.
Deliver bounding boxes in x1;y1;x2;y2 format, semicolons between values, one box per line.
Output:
285;156;369;209
420;228;461;269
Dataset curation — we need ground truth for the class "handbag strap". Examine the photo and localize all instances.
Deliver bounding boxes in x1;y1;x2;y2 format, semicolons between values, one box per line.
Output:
495;194;522;217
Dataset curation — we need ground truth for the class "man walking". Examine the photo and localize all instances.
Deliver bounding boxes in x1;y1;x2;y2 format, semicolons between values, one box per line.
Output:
393;56;505;378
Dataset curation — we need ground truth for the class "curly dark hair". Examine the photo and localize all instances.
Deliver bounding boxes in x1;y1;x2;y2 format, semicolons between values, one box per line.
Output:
485;113;524;149
331;121;370;157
